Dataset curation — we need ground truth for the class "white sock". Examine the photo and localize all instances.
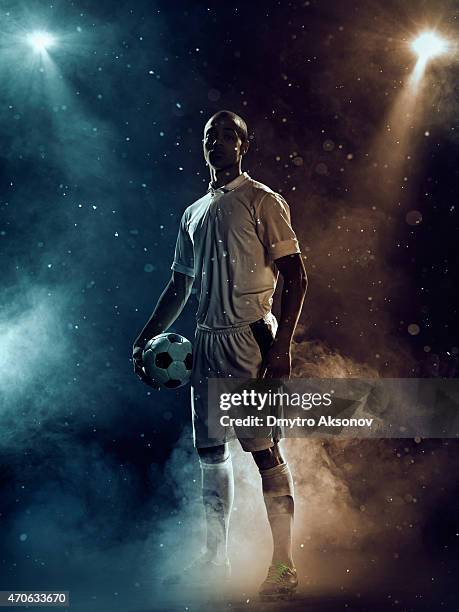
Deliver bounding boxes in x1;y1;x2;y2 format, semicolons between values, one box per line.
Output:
200;454;234;564
260;462;295;568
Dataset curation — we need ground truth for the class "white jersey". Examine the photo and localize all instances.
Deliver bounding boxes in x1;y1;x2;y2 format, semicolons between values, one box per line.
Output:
171;172;301;329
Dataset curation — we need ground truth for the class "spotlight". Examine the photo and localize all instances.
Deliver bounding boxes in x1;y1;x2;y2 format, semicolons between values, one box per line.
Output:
27;31;56;53
411;31;448;63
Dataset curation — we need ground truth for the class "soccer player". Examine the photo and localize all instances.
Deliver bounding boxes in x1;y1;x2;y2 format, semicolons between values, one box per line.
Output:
132;110;307;600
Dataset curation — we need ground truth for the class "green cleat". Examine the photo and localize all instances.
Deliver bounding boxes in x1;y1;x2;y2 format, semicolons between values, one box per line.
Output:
259;561;298;601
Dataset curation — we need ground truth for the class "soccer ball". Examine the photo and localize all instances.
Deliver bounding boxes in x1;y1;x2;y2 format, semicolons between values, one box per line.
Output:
142;333;193;389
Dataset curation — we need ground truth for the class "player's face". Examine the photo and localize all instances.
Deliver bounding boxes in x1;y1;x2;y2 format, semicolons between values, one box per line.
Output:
203;118;246;170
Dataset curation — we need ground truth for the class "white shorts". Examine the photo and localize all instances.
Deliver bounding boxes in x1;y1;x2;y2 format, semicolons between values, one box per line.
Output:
190;312;283;451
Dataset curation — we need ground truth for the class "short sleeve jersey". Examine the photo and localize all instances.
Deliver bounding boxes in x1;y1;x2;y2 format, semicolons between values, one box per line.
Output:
171;172;301;329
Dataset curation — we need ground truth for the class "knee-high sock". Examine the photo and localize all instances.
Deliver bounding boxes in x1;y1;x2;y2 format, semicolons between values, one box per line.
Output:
200;454;234;563
260;462;294;567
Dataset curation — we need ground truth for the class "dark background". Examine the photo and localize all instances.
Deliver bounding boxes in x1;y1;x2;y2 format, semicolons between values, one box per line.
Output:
0;0;458;610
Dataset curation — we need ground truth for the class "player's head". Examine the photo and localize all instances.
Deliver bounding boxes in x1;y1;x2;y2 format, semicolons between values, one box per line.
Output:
203;110;249;170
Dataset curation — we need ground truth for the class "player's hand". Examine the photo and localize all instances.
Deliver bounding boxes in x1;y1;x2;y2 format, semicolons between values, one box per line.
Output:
259;340;291;381
132;344;161;390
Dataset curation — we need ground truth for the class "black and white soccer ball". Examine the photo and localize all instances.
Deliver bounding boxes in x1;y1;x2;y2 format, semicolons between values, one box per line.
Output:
142;333;193;389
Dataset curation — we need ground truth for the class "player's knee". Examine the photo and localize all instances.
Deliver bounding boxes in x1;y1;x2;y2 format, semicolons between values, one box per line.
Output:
198;443;229;464
251;443;284;470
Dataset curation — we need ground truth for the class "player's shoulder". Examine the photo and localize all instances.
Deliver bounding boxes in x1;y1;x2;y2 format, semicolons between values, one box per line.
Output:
244;176;288;209
181;191;211;221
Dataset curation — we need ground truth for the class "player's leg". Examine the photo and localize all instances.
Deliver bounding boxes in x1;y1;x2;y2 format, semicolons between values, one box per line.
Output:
190;330;235;567
163;443;233;586
242;317;296;573
163;327;233;586
251;443;294;568
197;443;234;565
228;316;296;595
249;441;297;600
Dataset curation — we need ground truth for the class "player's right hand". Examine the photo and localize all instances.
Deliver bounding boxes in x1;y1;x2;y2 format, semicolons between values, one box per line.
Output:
132;344;161;390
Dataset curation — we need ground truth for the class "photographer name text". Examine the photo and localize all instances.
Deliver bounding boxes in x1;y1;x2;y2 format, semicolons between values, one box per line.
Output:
220;415;374;429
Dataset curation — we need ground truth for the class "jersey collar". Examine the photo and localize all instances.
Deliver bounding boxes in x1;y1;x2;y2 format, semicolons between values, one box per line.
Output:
207;171;249;195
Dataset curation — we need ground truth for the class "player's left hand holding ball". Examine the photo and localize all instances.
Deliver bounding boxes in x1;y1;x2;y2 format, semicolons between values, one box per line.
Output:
132;344;161;390
133;333;193;390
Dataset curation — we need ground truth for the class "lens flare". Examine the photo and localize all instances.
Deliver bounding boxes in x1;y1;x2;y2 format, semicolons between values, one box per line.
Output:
409;31;448;87
411;31;448;62
27;31;56;52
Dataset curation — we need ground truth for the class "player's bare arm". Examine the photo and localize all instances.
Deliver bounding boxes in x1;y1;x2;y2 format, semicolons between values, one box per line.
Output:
261;253;308;380
132;270;194;386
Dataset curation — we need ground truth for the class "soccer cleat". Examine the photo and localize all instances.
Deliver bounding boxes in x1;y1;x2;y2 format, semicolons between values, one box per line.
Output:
162;552;231;587
258;561;298;601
